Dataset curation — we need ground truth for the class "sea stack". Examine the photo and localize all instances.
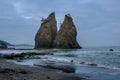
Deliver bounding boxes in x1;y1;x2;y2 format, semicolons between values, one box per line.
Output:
35;12;57;49
53;14;81;49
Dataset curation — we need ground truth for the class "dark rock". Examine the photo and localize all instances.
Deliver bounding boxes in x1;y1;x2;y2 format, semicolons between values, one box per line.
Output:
47;76;50;79
19;71;27;74
53;14;81;49
80;62;85;64
0;68;28;75
0;68;15;73
35;12;57;49
88;63;97;66
109;49;114;51
71;60;74;63
35;64;75;73
2;52;53;59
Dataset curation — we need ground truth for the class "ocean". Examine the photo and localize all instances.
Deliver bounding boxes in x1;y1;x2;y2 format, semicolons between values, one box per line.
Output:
0;46;120;80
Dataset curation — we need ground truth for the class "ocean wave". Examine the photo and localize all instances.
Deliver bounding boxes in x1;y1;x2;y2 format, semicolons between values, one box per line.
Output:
79;61;120;70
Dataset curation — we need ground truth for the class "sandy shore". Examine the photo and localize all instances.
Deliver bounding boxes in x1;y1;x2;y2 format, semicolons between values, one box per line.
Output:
0;59;81;80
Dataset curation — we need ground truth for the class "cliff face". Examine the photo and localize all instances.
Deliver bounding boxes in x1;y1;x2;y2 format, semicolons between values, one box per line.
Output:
53;15;81;49
35;12;57;49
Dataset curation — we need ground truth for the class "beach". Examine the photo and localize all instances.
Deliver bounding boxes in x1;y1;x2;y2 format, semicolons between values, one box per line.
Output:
0;59;81;80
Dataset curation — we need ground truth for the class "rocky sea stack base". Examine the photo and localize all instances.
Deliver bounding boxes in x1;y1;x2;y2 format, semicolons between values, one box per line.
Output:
35;12;81;49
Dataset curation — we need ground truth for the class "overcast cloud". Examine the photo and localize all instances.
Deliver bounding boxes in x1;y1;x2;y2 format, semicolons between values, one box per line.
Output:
0;0;120;47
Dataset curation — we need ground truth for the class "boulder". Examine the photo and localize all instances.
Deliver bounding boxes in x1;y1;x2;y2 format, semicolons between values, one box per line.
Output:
53;14;81;49
109;49;114;51
35;12;57;49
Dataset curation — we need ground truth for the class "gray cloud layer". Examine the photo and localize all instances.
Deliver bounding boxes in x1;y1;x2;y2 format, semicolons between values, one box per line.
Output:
0;0;120;47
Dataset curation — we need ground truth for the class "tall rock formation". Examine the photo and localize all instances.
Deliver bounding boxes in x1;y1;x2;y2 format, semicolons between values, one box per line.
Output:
53;14;81;49
35;12;57;49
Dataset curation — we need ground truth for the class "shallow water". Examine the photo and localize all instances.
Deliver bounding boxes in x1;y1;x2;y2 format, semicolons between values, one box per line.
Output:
1;47;120;69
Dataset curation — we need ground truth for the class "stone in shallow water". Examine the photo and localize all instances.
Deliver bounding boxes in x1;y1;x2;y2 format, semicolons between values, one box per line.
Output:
35;62;75;73
109;49;114;51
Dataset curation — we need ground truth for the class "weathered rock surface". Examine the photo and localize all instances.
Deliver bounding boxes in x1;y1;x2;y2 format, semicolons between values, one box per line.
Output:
35;12;81;49
53;14;81;49
35;12;57;49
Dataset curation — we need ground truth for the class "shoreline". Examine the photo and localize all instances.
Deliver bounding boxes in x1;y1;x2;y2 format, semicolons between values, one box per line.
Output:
0;59;82;80
1;48;120;80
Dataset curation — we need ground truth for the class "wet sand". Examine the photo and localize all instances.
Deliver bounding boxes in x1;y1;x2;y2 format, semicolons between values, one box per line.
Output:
0;59;81;80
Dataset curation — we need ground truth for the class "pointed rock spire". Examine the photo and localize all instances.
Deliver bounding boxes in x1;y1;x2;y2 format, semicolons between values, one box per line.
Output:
53;14;81;49
35;12;57;49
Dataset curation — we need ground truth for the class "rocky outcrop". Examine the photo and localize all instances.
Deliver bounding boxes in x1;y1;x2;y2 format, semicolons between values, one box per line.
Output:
35;12;57;49
53;14;81;49
35;13;81;49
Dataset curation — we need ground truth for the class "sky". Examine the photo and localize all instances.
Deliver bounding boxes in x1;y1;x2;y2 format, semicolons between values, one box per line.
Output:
0;0;120;47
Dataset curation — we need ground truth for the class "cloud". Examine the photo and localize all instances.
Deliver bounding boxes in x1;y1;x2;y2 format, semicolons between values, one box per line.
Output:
0;0;120;46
